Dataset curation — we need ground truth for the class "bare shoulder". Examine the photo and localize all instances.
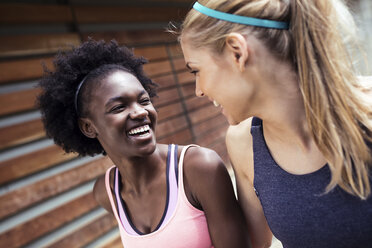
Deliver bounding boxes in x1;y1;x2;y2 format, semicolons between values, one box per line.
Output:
183;145;224;174
93;173;114;214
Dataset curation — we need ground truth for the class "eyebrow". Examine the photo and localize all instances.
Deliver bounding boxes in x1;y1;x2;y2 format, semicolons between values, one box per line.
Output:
105;90;147;107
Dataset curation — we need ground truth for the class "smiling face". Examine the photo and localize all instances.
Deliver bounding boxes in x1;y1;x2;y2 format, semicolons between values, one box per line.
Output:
181;36;257;125
81;70;157;158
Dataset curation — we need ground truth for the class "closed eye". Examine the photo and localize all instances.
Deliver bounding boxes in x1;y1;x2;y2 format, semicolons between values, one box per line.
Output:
190;70;198;75
140;97;151;105
110;104;125;113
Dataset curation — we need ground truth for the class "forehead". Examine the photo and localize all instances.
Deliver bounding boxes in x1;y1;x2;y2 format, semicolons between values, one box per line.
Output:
97;70;145;94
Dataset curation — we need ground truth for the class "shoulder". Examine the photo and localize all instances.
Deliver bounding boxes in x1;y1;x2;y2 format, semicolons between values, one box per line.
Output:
182;145;224;175
93;170;114;214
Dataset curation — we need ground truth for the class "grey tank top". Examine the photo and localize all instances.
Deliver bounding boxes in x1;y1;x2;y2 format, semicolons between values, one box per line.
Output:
251;117;372;248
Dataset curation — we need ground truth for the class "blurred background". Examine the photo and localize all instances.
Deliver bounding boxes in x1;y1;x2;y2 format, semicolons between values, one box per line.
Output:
0;0;370;247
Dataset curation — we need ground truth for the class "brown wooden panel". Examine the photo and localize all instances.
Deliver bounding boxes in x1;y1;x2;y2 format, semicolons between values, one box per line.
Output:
180;83;196;98
83;30;176;47
0;4;73;24
152;87;180;107
156;115;188;138
172;57;187;71
133;45;168;61
152;73;176;89
157;101;184;122
0;193;97;248
101;235;122;248
0;33;80;58
143;60;172;77
178;70;194;84
0;145;77;185
158;128;192;145
168;44;183;58
0;119;45;151
196;124;227;147
193;114;227;137
74;6;188;23
0;57;53;85
0;156;111;219
189;104;221;125
185;96;210;112
0;88;41;117
48;213;117;248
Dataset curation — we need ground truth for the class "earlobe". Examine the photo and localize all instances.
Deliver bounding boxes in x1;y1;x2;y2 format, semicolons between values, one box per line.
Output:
78;118;97;138
225;33;249;72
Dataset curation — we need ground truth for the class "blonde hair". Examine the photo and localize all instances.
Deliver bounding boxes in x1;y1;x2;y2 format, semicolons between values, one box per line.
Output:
181;0;372;199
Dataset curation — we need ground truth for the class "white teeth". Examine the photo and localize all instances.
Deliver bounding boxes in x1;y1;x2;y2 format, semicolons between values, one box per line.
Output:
213;100;220;107
128;125;150;135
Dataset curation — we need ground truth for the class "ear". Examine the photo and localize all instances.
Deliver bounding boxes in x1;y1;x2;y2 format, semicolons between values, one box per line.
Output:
225;33;249;72
78;118;98;139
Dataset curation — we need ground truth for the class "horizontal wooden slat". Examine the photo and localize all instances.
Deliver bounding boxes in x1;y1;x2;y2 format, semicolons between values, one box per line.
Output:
0;88;41;117
196;124;227;147
193;114;227;137
180;83;196;98
0;119;45;150
0;145;77;185
178;70;194;84
0;156;111;219
101;235;122;248
168;44;183;58
157;101;184;122
0;193;97;248
189;104;221;125
0;4;73;24
156;115;188;138
74;6;188;23
47;213;117;248
0;33;80;58
143;60;172;77
83;30;176;46
0;57;53;84
153;87;180;107
158;128;192;144
172;57;187;71
152;73;176;89
133;45;168;61
185;96;210;112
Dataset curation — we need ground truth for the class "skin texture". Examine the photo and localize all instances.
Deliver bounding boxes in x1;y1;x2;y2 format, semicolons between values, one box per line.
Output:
181;33;331;248
87;70;250;247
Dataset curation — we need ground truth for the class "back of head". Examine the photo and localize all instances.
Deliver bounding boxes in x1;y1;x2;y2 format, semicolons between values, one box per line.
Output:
181;0;372;199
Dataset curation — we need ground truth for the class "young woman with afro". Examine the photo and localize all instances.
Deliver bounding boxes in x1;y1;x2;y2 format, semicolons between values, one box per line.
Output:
38;39;250;248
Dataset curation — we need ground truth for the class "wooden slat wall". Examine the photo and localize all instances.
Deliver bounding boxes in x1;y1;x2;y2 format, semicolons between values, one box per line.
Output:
0;1;231;247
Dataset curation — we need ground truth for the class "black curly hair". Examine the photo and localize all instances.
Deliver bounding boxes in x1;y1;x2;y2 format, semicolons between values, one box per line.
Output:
37;39;158;156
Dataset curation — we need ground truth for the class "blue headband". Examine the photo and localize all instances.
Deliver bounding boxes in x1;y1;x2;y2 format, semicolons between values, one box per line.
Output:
193;2;289;30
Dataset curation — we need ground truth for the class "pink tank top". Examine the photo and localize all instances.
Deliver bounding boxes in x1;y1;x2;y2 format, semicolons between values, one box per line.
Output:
104;144;214;248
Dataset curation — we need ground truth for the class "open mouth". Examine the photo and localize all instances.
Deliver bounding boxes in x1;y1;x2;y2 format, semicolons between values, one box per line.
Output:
127;124;151;137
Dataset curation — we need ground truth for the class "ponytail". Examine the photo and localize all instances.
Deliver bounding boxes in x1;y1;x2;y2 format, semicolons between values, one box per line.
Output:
290;0;372;199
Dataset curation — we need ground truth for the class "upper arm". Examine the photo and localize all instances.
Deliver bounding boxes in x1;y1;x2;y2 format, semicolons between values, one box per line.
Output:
226;120;273;248
183;147;250;248
93;175;114;215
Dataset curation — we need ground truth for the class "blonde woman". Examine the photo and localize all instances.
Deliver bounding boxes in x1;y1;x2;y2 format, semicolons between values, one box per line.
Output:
179;0;372;247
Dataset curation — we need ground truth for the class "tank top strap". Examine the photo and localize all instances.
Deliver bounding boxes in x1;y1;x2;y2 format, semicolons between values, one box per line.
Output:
177;144;200;201
104;166;122;225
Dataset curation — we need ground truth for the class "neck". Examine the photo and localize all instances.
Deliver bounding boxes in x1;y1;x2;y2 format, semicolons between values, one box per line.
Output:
109;145;165;194
251;55;313;149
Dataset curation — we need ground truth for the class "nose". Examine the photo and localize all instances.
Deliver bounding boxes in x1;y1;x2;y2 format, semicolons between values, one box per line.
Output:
129;103;148;119
195;81;204;97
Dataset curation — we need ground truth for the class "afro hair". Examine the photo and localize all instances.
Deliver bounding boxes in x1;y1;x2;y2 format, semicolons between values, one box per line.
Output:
37;39;157;156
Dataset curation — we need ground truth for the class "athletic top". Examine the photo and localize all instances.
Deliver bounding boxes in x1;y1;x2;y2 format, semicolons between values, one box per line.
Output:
251;117;372;248
104;144;214;248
